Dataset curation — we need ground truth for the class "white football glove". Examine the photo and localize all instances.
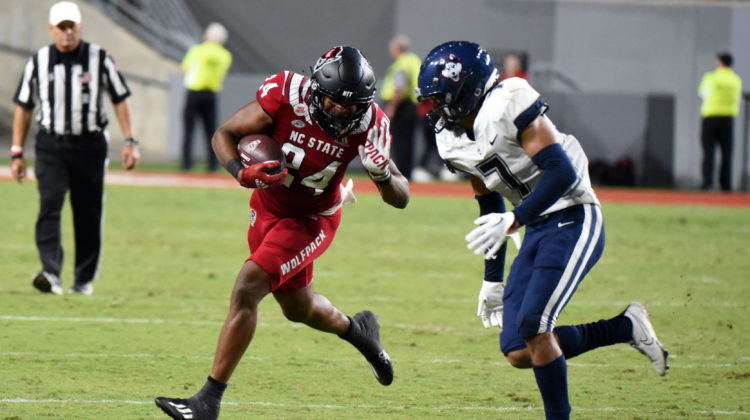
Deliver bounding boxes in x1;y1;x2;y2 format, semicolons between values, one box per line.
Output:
477;280;504;329
339;178;357;205
465;212;521;259
358;124;392;182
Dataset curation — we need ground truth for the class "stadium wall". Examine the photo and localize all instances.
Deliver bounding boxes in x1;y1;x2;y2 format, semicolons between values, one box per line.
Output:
2;0;749;190
392;0;750;189
176;0;749;189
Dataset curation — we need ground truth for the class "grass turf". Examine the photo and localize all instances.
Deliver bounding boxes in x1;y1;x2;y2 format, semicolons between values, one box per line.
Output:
1;180;749;419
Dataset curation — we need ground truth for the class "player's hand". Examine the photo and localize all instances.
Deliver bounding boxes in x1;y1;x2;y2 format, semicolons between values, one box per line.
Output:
477;280;504;329
358;124;392;182
238;161;288;189
10;158;26;183
466;212;521;259
340;178;357;205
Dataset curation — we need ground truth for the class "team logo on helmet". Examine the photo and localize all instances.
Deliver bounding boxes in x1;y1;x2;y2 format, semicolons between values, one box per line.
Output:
313;47;343;73
440;54;463;82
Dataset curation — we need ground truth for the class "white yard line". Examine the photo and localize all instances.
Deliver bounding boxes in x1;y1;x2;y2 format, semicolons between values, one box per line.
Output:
0;398;748;416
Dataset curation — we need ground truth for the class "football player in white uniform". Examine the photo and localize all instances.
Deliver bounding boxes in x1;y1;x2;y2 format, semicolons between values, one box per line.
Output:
417;41;668;419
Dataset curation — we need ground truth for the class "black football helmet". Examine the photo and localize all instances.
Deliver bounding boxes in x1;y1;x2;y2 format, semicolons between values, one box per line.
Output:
310;46;376;138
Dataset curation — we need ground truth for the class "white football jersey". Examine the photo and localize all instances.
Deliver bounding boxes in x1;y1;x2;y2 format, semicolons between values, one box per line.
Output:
436;77;599;215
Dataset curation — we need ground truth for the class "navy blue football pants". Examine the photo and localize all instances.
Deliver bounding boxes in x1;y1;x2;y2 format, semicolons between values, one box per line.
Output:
501;204;605;355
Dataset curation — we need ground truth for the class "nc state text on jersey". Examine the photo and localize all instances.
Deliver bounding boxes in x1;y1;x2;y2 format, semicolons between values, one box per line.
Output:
289;130;346;159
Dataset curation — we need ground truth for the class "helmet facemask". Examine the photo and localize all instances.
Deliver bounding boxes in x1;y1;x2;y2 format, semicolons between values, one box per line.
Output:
309;46;376;139
309;81;371;138
417;91;457;133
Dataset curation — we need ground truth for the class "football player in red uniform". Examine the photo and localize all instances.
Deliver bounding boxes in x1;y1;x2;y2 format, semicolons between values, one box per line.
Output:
156;46;409;420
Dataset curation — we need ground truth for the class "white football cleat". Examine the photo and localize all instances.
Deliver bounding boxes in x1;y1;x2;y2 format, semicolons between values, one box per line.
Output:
623;302;669;376
69;282;93;296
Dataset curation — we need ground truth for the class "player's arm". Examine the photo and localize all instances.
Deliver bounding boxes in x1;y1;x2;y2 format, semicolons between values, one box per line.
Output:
212;101;285;187
212;101;273;166
375;160;409;209
471;176;511;278
511;114;577;226
471;177;510;266
359;122;409;209
469;175;507;328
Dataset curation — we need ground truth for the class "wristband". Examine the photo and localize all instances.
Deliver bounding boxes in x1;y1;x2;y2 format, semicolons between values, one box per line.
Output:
226;158;244;179
374;172;392;186
370;166;392;184
11;145;23;159
124;137;139;146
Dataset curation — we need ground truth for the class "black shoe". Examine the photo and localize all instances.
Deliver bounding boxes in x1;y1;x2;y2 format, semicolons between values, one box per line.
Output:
155;396;219;420
343;310;394;386
32;271;62;295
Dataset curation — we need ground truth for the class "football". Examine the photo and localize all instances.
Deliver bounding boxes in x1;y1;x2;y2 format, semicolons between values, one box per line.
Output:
237;134;286;174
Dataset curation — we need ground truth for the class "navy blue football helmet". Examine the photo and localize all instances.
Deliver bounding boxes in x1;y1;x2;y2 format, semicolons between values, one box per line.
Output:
310;46;376;138
416;41;498;132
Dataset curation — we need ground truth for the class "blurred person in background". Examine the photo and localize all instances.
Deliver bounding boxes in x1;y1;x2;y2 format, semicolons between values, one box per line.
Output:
181;22;232;172
417;41;668;420
500;52;529;82
381;34;422;180
410;98;442;182
698;51;742;192
11;1;139;296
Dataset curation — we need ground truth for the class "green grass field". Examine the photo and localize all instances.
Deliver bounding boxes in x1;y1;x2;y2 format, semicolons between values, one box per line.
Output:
1;180;749;419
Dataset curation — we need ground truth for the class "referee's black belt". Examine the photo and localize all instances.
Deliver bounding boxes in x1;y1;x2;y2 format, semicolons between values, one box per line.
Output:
41;130;104;142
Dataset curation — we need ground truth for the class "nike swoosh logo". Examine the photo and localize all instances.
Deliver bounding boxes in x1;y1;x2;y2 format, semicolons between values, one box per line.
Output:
633;318;655;345
558;221;574;228
489;135;498;145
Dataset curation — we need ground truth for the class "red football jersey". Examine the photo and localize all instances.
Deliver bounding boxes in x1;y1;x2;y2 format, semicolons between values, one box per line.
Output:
255;71;390;217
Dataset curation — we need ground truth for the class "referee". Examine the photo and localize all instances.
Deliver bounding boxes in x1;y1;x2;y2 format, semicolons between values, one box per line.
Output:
10;1;140;296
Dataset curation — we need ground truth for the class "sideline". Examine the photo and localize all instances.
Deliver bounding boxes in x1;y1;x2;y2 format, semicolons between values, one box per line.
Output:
2;166;750;207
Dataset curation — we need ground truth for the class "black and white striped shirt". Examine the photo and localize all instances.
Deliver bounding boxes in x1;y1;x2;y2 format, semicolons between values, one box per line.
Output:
13;41;131;136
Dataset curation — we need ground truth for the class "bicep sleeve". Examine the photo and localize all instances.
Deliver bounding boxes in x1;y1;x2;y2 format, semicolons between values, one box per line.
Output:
512;143;576;225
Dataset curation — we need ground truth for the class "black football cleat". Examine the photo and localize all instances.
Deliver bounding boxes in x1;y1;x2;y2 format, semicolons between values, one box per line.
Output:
345;310;394;386
155;396;219;420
